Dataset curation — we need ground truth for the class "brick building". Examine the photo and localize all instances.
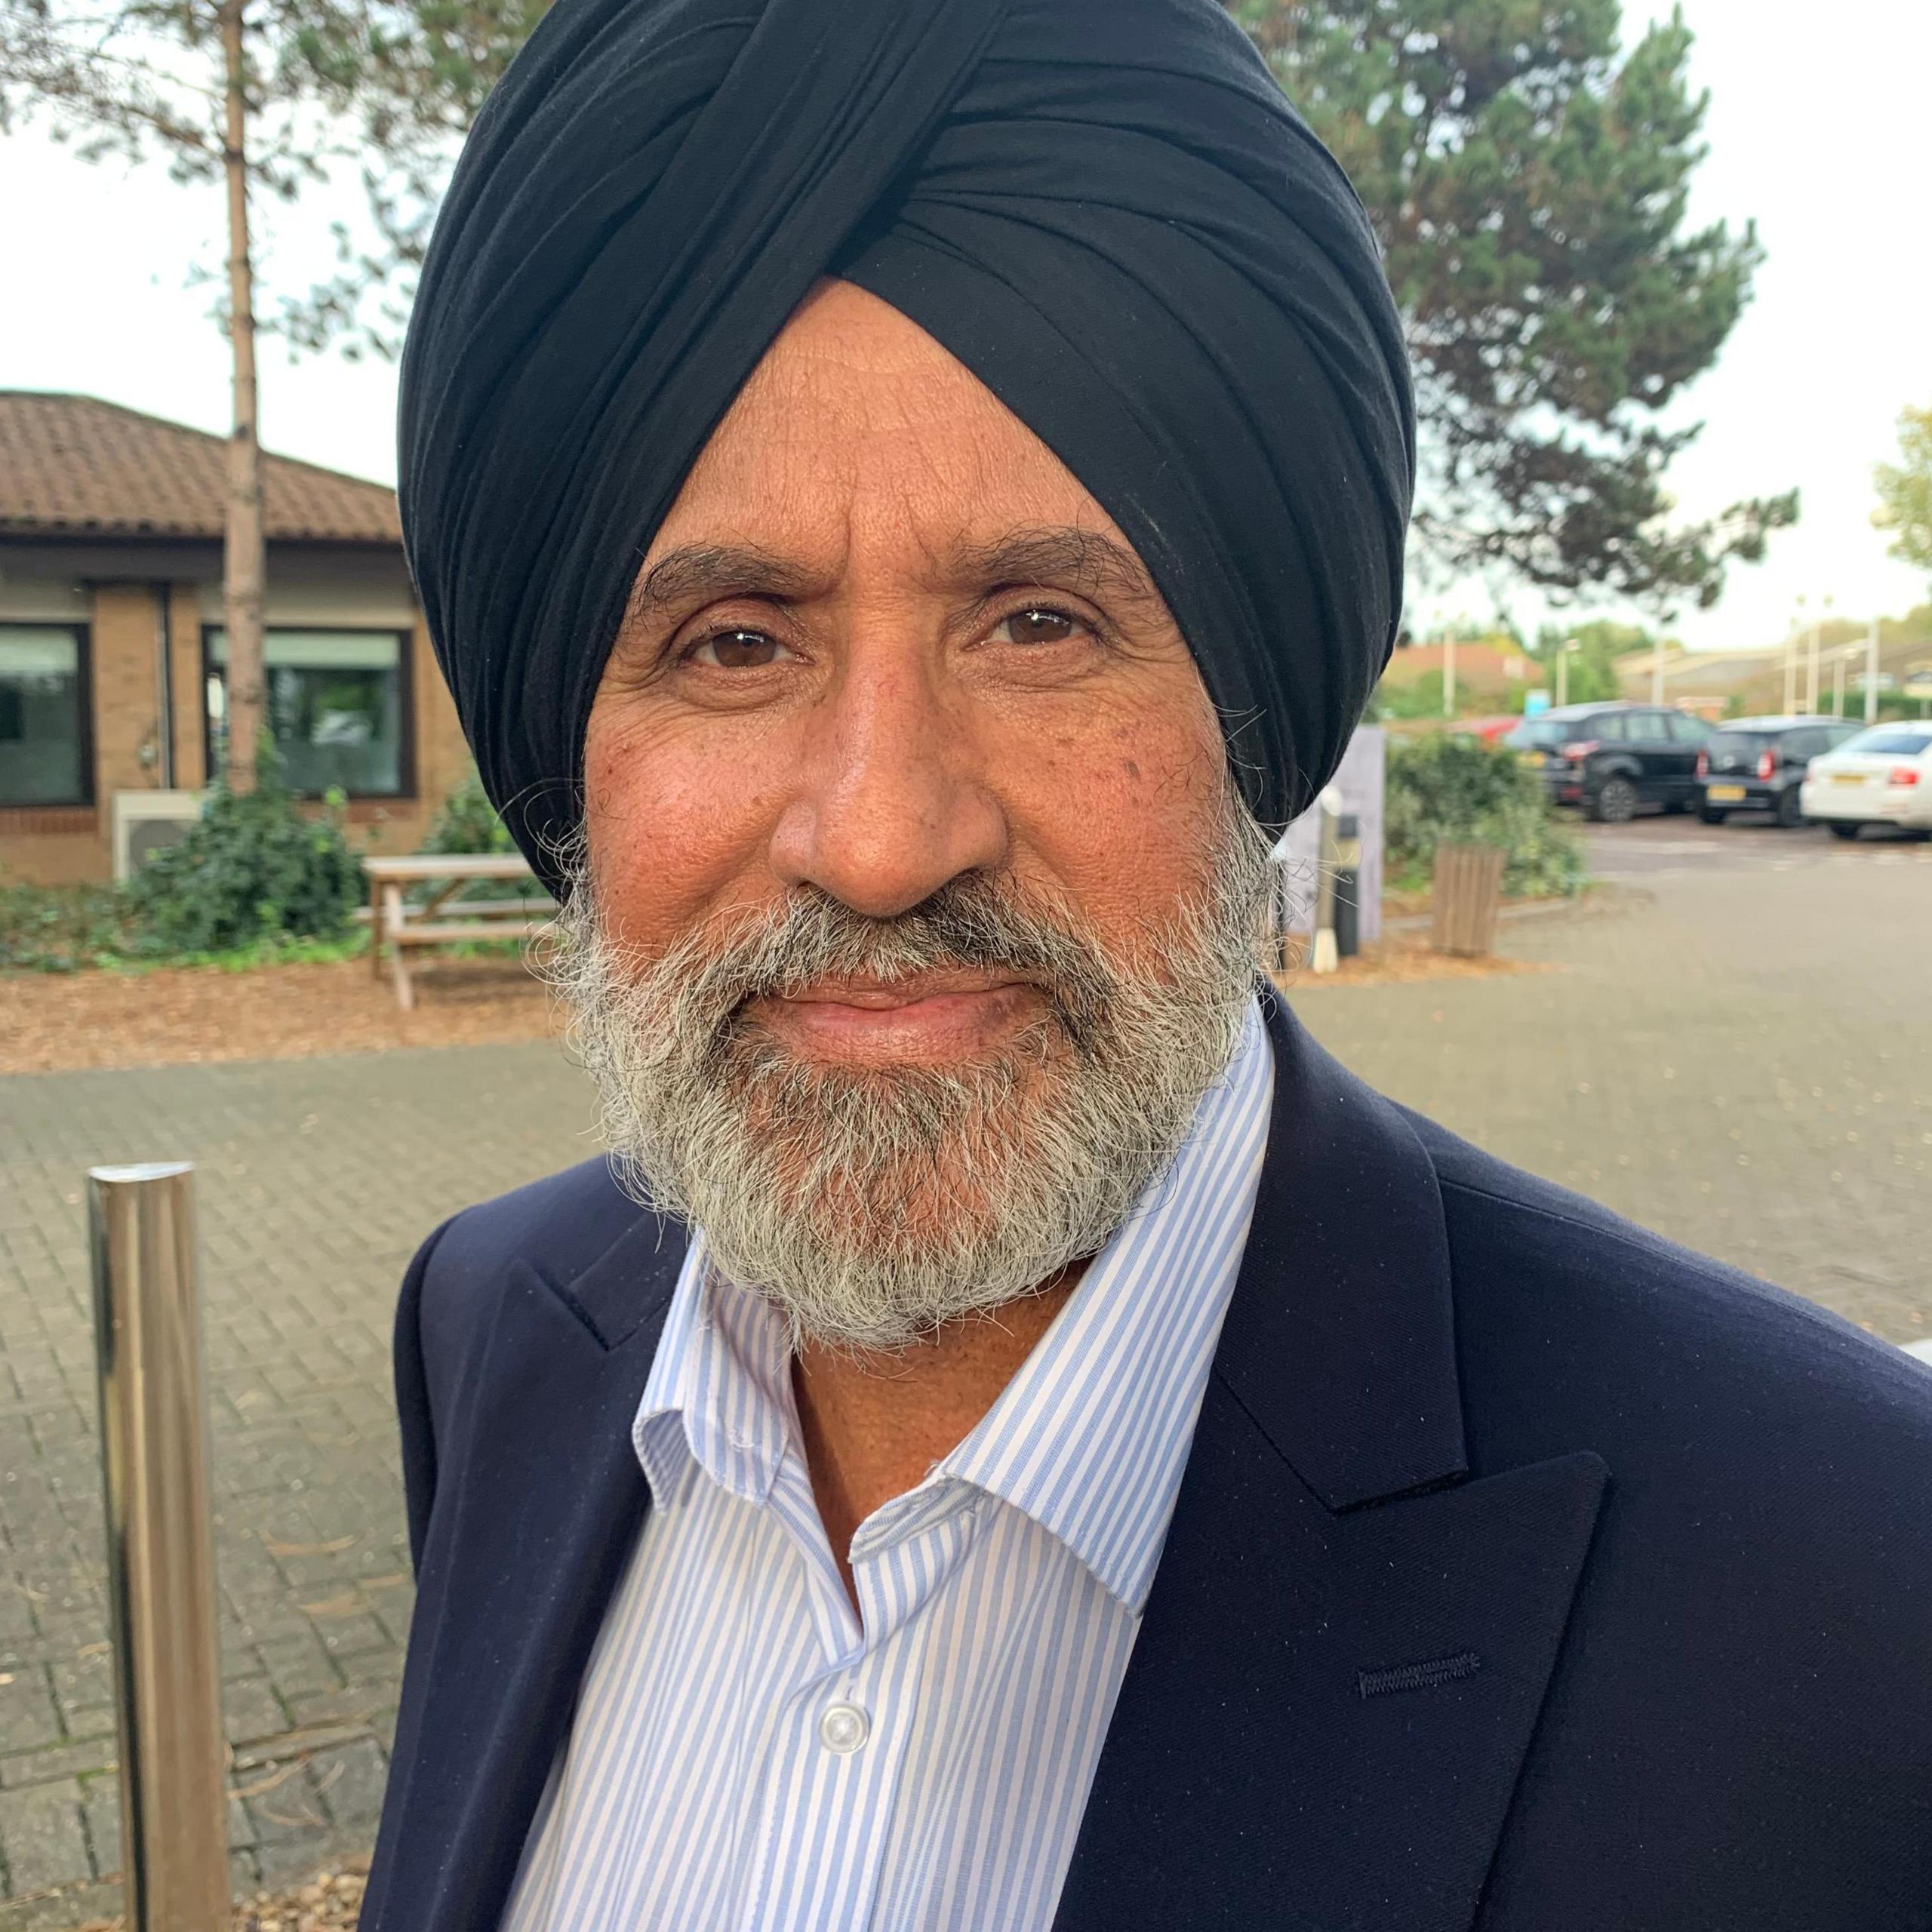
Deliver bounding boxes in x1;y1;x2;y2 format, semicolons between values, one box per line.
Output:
0;391;469;884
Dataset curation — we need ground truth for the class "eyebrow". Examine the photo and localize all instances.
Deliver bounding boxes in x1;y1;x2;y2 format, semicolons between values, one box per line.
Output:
623;542;820;634
943;526;1166;614
620;525;1168;635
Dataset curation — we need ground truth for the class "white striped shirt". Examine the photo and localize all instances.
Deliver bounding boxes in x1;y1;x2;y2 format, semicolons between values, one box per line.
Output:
502;1000;1274;1932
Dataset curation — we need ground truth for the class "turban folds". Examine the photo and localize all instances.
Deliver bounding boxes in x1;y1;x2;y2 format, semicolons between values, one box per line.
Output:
399;0;1415;888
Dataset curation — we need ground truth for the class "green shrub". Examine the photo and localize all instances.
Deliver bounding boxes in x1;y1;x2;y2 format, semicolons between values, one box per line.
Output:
422;766;518;857
127;749;365;953
0;877;152;972
418;766;532;905
1385;733;1586;900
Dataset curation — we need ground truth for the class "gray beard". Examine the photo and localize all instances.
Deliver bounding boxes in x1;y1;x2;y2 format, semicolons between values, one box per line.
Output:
543;795;1275;1352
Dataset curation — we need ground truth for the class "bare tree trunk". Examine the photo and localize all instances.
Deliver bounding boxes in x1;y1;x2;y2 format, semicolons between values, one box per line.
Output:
220;0;266;793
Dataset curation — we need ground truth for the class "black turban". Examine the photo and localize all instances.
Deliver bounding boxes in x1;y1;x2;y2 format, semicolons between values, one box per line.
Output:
399;0;1414;889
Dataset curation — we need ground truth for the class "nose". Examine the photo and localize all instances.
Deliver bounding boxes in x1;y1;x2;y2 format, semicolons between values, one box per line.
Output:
768;638;1008;917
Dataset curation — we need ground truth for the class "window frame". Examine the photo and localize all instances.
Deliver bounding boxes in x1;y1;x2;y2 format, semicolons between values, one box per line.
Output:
0;620;95;810
200;623;416;800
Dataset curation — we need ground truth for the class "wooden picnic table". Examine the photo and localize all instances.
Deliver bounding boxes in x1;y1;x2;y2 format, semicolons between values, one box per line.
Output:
364;853;555;1011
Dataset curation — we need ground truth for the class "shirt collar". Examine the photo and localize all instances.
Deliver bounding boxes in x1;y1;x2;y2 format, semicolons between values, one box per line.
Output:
633;1234;792;1510
632;995;1275;1613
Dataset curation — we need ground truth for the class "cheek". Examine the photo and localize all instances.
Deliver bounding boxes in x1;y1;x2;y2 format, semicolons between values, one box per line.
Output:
995;691;1226;934
580;704;790;952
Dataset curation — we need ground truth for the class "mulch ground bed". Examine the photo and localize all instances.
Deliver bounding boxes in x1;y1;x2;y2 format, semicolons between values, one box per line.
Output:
67;1860;366;1931
1274;929;1558;990
2;954;561;1076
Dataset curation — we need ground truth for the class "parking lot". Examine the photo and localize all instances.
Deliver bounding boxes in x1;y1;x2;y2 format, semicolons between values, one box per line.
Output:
0;813;1927;1923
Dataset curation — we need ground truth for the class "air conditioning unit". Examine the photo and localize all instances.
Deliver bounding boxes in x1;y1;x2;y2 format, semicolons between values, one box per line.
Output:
111;789;205;881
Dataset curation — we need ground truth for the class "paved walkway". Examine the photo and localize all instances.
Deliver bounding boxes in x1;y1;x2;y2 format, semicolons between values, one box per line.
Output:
0;819;1926;1922
1302;820;1932;1342
0;1051;599;1925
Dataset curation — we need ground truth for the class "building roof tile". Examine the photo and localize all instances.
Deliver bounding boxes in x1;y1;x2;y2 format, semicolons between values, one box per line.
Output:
0;391;400;544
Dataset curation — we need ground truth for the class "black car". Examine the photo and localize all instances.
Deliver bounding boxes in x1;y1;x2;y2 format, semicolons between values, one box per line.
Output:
1505;703;1711;822
1696;715;1865;827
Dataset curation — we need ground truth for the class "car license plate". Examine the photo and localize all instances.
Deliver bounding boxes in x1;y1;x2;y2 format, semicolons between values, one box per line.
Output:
1831;771;1866;786
1708;785;1746;802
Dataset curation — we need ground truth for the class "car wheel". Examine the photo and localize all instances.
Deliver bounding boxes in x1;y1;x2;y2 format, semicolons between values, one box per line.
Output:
1589;775;1639;824
1698;806;1727;826
1828;821;1862;841
1774;787;1805;828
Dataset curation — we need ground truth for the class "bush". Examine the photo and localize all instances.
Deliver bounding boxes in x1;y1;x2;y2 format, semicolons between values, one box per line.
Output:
0;877;153;972
127;749;365;953
421;766;518;857
418;767;531;904
1385;733;1586;900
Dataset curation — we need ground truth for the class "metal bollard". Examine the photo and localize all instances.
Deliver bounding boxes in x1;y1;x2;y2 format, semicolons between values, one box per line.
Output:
88;1163;231;1931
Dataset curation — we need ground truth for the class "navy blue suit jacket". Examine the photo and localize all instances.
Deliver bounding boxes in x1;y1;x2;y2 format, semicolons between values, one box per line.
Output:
365;999;1932;1930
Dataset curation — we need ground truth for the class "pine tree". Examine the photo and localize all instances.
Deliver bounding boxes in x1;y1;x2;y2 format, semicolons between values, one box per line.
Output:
1231;0;1798;611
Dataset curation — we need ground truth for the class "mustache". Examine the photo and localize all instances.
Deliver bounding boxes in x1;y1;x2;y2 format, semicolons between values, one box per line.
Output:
617;872;1121;1063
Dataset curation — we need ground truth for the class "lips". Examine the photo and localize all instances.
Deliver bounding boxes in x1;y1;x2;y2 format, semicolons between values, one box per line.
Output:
779;971;1032;1011
746;974;1045;1066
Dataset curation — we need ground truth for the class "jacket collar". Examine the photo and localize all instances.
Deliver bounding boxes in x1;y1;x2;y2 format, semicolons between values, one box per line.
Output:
1219;985;1466;1509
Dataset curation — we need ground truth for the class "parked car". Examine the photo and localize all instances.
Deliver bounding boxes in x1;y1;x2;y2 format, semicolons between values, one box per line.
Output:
1798;724;1932;838
1504;703;1710;821
1695;715;1864;827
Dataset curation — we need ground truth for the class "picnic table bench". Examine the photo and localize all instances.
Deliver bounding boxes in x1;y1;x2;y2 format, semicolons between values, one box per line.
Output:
364;854;555;1010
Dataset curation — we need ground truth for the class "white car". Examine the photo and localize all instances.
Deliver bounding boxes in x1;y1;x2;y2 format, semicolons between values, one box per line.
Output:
1798;724;1932;838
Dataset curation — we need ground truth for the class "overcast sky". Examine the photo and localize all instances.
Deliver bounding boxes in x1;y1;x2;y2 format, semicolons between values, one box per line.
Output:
4;0;1927;651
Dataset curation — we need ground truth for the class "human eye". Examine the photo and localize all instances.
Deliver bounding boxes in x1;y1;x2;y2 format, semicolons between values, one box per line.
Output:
985;604;1100;649
684;629;798;670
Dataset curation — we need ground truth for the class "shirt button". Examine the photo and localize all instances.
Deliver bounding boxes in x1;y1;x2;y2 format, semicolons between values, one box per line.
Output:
817;1702;870;1755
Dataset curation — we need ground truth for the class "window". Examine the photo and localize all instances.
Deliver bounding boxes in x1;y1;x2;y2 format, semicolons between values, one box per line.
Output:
1664;712;1709;744
0;624;90;807
204;627;411;796
1836;727;1931;758
1587;712;1626;743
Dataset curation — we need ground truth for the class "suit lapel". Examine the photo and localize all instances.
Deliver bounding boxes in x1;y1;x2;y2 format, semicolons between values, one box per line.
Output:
1054;999;1608;1932
368;1206;685;1932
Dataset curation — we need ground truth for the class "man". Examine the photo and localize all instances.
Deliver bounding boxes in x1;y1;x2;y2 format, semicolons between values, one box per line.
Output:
366;0;1932;1927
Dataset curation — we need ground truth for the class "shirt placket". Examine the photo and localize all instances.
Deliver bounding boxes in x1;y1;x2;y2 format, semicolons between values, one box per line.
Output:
737;1478;981;1932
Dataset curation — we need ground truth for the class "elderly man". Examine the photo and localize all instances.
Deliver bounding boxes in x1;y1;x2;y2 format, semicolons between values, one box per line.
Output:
365;1;1932;1927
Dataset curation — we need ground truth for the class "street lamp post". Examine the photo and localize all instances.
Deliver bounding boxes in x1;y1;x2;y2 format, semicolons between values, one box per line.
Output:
1866;617;1881;724
1806;594;1833;715
1786;597;1804;714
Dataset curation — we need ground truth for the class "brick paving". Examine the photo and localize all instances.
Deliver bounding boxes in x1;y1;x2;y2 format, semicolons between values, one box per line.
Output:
1;819;1927;1923
1302;821;1932;1344
0;1051;598;1927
